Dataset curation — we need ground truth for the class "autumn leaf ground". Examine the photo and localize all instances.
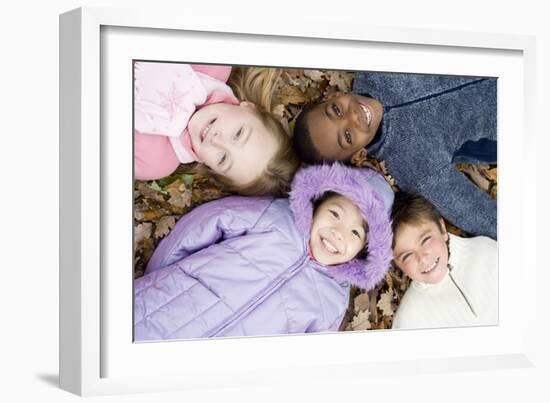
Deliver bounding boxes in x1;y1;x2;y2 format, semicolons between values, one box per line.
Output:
134;68;497;331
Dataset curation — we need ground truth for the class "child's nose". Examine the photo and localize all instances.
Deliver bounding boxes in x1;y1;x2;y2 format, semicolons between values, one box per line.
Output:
420;250;431;262
331;228;344;242
209;131;223;145
330;228;346;253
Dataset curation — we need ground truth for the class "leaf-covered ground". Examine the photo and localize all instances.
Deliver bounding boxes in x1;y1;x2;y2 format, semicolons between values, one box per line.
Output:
134;68;497;332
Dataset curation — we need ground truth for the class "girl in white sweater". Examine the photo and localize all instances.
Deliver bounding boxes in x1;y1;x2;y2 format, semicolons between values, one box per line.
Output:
390;192;498;330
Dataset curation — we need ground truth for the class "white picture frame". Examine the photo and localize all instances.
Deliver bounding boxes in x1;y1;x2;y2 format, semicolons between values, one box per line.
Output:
59;6;537;396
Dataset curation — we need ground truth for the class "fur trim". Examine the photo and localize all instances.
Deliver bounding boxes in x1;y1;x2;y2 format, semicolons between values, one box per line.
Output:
289;163;393;291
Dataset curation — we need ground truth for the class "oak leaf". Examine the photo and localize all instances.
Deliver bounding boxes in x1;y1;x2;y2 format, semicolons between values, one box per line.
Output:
326;70;353;92
377;289;395;317
464;165;490;191
354;293;371;313
164;179;192;209
303;69;325;82
154;215;177;239
283;70;309;92
278;85;309;105
137;209;169;222
385;273;394;290
272;104;286;118
350;309;372;331
134;222;153;246
135;181;166;202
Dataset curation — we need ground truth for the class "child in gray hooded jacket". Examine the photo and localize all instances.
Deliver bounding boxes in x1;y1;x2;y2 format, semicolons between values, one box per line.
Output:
293;71;497;240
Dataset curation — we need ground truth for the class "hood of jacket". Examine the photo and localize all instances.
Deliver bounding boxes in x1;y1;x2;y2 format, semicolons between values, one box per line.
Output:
289;163;393;291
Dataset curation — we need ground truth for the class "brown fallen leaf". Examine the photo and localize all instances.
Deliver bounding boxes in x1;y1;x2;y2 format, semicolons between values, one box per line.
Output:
350;309;372;331
377;289;396;317
353;292;371;313
455;163;496;196
154;215;177;240
135;181;166;203
135;207;170;222
134;222;153;246
385;273;394;290
163;178;184;194
272;103;286;118
369;289;379;324
278;85;309;105
303;69;325;82
134;237;155;278
485;166;497;181
388;266;411;293
326;70;353;93
465;166;490;191
382;316;393;329
282;69;309;92
164;179;192;209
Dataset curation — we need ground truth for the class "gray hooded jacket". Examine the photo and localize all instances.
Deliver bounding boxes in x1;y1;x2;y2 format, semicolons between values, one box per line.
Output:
353;72;497;239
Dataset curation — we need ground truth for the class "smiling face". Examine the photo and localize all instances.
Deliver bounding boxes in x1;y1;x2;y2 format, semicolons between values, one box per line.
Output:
305;93;384;161
392;219;449;284
188;102;278;186
309;194;367;266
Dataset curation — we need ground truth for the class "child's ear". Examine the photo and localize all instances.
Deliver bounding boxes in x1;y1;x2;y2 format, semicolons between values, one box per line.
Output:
350;148;368;164
240;101;257;110
439;218;448;240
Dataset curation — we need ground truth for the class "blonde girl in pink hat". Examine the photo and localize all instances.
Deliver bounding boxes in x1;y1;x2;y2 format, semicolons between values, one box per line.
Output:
134;62;299;196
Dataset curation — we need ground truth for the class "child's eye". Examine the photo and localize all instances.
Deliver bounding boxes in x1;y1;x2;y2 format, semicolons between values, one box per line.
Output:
344;128;352;144
332;103;342;117
218;153;227;166
329;210;340;219
234;128;243;140
402;253;411;262
352;229;362;239
421;236;432;245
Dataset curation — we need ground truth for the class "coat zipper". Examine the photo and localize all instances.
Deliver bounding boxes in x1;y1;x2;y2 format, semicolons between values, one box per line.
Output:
448;264;477;317
203;254;308;338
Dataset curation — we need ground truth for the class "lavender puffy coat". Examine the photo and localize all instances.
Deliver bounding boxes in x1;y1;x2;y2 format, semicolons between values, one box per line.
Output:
134;164;393;341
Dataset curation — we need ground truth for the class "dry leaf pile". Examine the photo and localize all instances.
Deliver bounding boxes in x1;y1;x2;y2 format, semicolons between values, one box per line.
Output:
133;67;497;331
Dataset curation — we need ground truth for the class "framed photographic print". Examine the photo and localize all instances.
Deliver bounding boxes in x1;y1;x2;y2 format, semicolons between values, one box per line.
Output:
60;6;536;396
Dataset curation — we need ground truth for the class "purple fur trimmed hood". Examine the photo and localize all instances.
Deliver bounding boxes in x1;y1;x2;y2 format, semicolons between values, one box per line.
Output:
289;163;394;291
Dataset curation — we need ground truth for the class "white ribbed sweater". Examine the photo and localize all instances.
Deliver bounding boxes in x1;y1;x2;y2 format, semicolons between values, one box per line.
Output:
392;234;498;330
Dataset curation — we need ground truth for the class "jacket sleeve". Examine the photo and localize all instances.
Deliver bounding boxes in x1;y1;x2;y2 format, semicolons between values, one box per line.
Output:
146;196;273;273
417;166;497;240
326;314;346;332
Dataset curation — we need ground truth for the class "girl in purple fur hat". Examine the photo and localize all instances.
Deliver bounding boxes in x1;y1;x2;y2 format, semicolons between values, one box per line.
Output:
134;163;393;341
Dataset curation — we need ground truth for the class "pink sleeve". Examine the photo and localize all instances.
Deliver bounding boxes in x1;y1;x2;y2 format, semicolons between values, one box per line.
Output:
134;131;181;180
191;65;232;83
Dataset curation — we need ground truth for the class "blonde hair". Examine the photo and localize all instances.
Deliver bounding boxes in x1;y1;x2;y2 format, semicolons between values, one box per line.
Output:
206;67;300;197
